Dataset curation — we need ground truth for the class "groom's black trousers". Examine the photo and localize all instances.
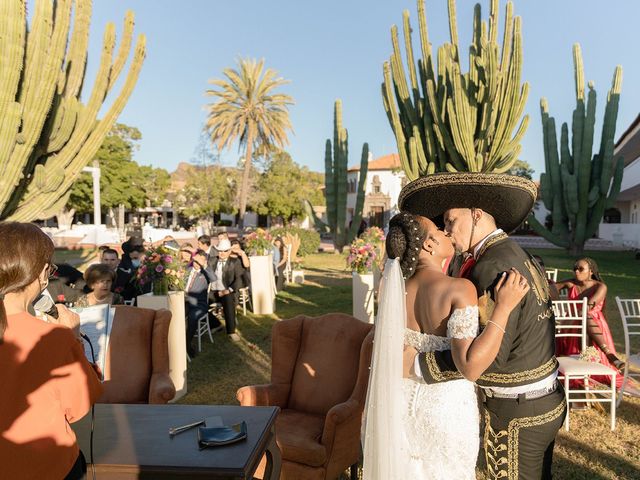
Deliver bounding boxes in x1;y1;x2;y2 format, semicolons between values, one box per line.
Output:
482;385;566;480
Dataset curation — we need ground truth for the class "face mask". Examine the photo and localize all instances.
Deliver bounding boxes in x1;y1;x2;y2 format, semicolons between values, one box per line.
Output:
131;259;141;268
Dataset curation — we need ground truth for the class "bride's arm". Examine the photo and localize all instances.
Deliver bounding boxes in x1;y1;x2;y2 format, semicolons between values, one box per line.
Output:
450;270;529;382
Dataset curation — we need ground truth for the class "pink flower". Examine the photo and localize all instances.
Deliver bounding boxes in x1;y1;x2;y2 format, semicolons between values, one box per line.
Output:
163;255;173;263
155;265;164;273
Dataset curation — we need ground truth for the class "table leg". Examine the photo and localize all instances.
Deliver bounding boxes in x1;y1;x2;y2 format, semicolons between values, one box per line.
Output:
262;429;281;480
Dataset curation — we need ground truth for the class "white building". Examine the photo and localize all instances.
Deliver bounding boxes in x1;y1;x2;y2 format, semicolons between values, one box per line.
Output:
598;114;640;247
346;153;406;228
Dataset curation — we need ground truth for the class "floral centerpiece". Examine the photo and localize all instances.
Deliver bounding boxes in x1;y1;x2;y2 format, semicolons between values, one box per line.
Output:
244;228;273;256
346;238;377;275
361;226;386;268
136;245;185;295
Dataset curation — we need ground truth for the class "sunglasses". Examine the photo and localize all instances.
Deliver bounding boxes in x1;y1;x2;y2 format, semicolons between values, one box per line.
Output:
573;266;587;272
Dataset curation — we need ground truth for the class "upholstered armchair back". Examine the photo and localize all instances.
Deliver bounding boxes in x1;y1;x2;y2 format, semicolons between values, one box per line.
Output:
99;306;175;404
275;314;373;416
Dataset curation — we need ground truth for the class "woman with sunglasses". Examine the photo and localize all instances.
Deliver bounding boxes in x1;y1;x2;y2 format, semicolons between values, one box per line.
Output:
0;222;103;479
555;257;624;389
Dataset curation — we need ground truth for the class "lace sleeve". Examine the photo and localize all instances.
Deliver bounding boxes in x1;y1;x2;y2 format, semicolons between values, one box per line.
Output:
447;306;479;339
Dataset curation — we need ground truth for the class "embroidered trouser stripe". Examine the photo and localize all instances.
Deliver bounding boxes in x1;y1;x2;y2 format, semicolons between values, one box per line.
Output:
483;388;567;480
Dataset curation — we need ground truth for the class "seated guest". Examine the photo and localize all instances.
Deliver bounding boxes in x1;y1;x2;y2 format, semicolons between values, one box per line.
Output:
0;222;103;479
555;257;624;389
47;263;86;305
184;249;214;356
101;248;120;273
76;264;124;307
198;234;216;263
230;239;251;290
210;239;243;341
114;243;145;301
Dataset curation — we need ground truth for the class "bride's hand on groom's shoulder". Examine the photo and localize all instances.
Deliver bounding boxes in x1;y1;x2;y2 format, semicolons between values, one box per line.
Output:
495;268;530;312
403;345;418;378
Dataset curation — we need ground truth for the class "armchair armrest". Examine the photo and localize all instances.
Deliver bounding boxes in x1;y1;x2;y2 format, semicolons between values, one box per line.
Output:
321;398;362;446
236;383;290;407
148;372;176;404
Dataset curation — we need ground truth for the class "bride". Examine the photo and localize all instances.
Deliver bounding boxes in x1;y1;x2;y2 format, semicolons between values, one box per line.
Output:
362;212;530;479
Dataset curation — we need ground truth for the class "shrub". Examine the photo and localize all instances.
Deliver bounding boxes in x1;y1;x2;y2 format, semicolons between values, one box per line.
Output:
270;226;320;257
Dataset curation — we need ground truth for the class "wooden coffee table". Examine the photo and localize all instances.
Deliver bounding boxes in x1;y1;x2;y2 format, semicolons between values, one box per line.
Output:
72;404;281;479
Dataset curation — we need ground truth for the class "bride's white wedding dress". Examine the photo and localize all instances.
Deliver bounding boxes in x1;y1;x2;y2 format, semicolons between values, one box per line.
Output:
362;259;479;480
401;309;480;479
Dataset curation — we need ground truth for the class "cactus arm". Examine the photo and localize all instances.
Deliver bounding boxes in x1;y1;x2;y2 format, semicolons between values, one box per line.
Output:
348;144;369;242
527;214;570;248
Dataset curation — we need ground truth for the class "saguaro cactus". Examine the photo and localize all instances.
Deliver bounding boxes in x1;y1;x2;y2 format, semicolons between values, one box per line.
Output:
528;44;624;255
308;100;368;252
382;0;529;179
0;0;146;221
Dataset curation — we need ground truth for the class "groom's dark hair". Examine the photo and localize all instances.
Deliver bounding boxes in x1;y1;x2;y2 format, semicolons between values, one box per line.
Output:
386;212;427;279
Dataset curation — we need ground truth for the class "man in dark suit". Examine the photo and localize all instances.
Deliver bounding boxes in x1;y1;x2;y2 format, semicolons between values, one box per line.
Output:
184;249;214;357
209;239;243;341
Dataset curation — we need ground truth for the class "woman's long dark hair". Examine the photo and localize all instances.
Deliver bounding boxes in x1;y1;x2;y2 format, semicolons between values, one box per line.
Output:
385;212;427;279
0;223;54;342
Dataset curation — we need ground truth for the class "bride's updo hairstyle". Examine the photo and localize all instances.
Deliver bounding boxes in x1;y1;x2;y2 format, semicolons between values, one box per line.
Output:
385;212;427;279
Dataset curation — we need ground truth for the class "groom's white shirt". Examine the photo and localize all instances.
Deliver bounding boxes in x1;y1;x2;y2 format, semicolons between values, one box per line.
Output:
412;228;558;393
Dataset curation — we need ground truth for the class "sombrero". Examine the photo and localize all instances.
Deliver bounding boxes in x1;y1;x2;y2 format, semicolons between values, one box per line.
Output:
398;172;537;233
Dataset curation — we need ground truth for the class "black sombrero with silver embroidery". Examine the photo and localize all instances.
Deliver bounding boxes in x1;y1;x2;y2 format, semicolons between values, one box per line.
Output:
398;172;537;233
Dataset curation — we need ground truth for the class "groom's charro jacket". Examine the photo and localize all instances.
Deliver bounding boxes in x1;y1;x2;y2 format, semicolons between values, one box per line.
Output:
418;234;558;387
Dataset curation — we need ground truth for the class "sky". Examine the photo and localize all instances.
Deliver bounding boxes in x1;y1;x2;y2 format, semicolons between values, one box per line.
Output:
74;0;640;178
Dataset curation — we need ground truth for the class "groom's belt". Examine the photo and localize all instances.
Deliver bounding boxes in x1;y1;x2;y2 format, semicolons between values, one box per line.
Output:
484;379;559;400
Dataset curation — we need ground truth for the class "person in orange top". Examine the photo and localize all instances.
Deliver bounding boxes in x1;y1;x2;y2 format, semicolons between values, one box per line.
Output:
0;222;103;479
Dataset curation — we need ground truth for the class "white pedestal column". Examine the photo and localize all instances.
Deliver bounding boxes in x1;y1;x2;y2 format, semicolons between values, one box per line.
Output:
137;291;187;402
249;255;276;315
352;272;375;323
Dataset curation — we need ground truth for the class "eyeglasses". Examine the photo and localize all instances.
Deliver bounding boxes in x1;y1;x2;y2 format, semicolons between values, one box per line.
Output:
47;264;58;278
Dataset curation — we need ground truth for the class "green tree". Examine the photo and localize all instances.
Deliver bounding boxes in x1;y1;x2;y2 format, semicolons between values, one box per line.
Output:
205;58;294;228
69;123;148;212
138;166;171;205
175;165;237;222
256;151;322;223
508;159;535;180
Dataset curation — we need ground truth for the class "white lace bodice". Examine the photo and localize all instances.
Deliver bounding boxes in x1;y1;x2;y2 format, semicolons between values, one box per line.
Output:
404;306;479;352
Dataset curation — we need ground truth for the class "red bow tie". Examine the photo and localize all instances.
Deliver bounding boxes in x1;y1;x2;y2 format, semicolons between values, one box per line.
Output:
458;255;476;278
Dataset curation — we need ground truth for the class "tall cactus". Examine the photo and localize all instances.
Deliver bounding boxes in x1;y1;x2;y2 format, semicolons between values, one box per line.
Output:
382;0;529;179
0;0;146;222
528;44;624;255
308;100;369;252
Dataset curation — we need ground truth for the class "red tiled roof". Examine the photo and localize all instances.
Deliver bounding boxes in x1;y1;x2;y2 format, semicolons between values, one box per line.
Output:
348;153;400;172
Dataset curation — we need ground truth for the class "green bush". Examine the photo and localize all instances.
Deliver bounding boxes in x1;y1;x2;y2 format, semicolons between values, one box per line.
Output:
270;227;321;257
217;219;233;227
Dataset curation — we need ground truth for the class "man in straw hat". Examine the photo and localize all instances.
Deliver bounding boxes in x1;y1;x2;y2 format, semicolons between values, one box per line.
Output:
399;172;566;480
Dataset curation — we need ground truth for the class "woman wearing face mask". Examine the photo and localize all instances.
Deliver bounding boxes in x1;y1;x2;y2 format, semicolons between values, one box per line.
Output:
114;242;145;302
555;257;625;389
0;222;103;479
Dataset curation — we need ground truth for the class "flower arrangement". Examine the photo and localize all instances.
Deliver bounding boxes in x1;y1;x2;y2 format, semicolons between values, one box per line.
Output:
360;226;385;244
578;346;601;363
244;228;273;256
136;245;185;295
346;238;377;275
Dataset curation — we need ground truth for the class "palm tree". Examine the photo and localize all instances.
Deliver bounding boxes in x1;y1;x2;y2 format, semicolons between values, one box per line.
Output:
205;58;294;228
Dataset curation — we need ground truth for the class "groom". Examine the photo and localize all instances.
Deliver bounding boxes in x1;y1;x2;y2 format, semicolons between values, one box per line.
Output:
399;172;566;480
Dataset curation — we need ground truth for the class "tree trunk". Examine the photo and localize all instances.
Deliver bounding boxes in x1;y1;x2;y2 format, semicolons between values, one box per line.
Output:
237;125;255;230
568;242;585;256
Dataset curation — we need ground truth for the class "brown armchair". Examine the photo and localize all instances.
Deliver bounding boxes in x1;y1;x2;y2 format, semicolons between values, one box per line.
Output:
98;305;176;404
237;313;374;480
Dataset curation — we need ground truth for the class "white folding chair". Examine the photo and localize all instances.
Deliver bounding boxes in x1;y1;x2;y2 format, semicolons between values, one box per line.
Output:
237;287;252;316
283;244;293;284
545;268;558;283
196;312;214;352
553;298;617;430
615;297;640;406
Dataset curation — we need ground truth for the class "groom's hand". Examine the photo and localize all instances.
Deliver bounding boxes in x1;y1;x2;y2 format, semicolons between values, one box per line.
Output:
403;345;418;378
